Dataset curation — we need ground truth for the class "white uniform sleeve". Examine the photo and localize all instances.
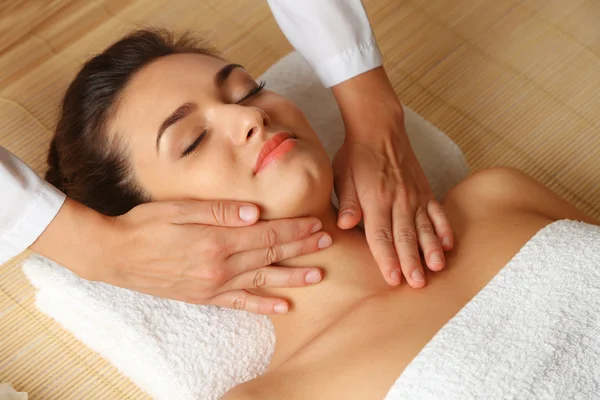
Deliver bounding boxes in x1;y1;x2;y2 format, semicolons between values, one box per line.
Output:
0;146;66;264
267;0;383;88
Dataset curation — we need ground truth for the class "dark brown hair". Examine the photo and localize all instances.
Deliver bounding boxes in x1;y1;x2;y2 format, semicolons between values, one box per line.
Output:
46;29;218;216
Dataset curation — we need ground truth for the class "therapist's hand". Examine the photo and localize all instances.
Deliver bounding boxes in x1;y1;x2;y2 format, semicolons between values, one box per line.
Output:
331;67;454;288
32;198;329;314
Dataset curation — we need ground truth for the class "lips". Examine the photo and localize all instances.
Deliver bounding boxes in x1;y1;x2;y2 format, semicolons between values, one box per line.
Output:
253;132;296;174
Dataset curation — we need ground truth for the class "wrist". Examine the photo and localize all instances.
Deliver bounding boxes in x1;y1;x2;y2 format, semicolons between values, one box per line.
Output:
331;67;405;141
30;197;113;280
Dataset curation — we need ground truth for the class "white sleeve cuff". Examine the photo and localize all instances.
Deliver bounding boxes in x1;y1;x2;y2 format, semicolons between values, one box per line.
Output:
312;39;383;88
0;180;66;264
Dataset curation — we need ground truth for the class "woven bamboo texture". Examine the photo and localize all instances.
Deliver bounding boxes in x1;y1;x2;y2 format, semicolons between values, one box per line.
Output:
1;0;599;398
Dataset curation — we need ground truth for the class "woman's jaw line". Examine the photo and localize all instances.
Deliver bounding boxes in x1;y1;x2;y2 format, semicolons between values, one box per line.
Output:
273;203;369;271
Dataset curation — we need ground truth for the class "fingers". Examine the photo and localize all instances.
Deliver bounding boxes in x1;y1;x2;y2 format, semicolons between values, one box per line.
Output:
415;205;445;272
362;203;403;286
334;169;363;229
391;204;426;289
210;290;290;315
167;200;260;226
427;199;454;251
227;231;332;273
224;266;322;292
225;217;323;254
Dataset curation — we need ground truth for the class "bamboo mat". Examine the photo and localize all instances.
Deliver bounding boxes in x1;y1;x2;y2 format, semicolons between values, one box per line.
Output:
1;0;599;398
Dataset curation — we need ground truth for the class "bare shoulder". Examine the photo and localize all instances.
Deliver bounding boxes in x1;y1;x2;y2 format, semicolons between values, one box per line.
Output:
443;167;597;225
440;167;597;280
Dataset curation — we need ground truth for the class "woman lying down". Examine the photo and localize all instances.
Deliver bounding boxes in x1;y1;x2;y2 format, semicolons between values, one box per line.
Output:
47;30;599;399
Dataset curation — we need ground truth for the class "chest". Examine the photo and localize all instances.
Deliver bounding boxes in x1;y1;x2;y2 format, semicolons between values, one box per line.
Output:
242;215;552;400
257;289;473;400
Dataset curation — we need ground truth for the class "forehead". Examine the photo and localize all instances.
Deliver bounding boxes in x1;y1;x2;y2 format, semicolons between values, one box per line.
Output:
111;53;228;135
125;53;227;98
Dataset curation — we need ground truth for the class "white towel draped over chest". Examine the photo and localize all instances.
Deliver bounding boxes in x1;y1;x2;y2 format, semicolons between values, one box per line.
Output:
385;220;600;400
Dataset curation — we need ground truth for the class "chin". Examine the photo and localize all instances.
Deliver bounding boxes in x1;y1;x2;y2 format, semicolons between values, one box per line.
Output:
259;164;333;220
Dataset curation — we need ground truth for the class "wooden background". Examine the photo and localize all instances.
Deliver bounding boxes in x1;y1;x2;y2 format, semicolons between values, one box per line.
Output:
1;0;599;398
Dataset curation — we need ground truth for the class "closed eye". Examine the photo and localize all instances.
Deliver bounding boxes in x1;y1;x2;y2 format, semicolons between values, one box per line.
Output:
236;80;266;104
181;81;265;158
182;129;208;158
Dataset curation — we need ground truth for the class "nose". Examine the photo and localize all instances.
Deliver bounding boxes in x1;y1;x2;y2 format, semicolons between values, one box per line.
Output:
222;105;269;146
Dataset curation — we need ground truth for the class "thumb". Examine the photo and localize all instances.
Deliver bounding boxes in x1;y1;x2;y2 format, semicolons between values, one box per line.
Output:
168;200;260;226
335;172;362;229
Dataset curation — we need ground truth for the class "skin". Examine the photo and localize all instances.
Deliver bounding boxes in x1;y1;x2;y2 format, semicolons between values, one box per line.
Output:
102;53;598;399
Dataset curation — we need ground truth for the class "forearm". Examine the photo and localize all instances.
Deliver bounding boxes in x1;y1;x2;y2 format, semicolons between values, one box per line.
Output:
30;197;109;280
331;67;405;141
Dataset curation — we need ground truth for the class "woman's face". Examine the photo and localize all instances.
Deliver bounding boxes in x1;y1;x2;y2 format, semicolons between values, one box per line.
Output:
109;53;333;219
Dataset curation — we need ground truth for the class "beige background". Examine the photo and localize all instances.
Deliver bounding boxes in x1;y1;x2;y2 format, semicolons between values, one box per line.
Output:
1;0;599;398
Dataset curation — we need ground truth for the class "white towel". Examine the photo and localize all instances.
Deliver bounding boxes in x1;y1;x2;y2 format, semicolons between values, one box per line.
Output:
385;220;600;400
22;52;469;400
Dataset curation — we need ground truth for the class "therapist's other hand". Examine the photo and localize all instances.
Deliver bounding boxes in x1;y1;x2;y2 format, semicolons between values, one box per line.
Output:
100;200;328;314
331;67;454;288
36;198;328;315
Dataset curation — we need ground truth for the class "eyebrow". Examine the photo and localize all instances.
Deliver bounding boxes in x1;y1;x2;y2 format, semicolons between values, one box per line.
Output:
215;63;244;87
156;102;197;152
155;63;245;152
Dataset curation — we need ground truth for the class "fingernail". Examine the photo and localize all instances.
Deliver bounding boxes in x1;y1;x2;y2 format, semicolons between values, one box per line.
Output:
311;221;323;233
317;234;332;249
390;270;401;285
411;269;425;282
340;209;354;219
274;303;288;314
431;252;443;264
442;237;451;248
305;270;321;284
239;205;258;222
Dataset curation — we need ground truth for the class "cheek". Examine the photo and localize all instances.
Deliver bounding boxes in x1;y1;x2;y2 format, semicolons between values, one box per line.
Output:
136;150;253;203
263;96;315;136
176;153;255;202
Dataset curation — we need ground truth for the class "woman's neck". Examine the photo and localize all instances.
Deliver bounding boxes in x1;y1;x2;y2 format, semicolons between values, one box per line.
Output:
257;205;391;368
